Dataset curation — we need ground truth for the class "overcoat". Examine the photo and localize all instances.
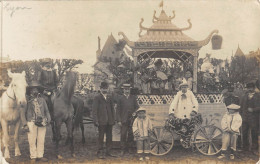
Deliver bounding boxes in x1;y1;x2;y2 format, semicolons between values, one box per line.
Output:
239;92;260;122
116;95;139;123
92;93;115;126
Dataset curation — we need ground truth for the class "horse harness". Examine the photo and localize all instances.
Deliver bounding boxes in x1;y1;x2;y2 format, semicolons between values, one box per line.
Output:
5;89;16;101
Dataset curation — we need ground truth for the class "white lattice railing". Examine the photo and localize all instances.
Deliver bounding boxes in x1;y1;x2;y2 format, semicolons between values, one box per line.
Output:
137;94;224;105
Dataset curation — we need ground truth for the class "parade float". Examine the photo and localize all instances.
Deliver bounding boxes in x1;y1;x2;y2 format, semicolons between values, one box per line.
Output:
115;6;226;155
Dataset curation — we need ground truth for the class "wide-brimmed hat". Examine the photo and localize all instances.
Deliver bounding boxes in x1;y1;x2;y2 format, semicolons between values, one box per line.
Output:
26;81;44;94
41;58;52;64
226;104;240;110
136;107;146;113
179;79;188;88
121;83;132;89
100;81;108;89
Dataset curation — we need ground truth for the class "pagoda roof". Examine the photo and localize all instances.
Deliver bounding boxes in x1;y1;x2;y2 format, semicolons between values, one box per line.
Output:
137;9;194;42
118;7;219;50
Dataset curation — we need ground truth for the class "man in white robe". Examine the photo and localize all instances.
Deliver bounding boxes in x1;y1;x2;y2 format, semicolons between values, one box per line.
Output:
169;79;198;119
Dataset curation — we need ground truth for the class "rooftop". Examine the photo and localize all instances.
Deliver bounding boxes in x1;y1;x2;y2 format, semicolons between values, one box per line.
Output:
137;9;194;42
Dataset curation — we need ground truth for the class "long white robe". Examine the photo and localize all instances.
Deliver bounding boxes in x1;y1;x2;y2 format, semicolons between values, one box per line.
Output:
169;90;198;119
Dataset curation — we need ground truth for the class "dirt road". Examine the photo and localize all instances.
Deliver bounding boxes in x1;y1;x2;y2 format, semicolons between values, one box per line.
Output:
2;124;259;164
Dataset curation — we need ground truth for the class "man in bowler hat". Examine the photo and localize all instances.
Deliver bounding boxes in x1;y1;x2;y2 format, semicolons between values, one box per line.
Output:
93;82;116;159
116;83;139;156
240;81;260;153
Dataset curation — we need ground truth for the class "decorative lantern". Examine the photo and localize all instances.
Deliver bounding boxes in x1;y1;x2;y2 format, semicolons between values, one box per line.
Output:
211;35;223;50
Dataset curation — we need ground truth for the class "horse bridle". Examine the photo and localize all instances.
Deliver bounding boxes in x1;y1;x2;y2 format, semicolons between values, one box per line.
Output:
6;87;16;101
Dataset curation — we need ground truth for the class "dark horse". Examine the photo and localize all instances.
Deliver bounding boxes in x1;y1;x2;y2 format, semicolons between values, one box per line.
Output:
67;95;90;145
53;72;81;158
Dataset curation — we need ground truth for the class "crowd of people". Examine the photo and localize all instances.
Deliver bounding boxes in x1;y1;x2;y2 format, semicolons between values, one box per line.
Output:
13;57;260;162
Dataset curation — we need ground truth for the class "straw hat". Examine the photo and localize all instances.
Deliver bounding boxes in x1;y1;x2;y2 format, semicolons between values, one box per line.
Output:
121;83;132;89
226;104;240;110
136;107;146;113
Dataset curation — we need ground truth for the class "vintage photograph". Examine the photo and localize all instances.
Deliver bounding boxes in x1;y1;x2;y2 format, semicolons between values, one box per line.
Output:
1;0;260;163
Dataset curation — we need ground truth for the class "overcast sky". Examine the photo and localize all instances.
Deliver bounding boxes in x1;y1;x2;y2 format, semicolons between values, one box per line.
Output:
2;0;260;73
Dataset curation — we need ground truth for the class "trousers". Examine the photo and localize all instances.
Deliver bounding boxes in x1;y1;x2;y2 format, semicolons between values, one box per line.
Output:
221;131;238;151
242;120;259;150
121;122;134;150
97;124;113;152
136;138;150;154
27;121;47;159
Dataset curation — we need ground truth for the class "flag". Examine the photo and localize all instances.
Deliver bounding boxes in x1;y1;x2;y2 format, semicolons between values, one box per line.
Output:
159;0;163;8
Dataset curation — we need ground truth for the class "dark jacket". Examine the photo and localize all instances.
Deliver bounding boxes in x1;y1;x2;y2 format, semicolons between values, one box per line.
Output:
239;92;260;121
116;94;139;123
26;95;51;122
37;69;58;90
92;93;115;126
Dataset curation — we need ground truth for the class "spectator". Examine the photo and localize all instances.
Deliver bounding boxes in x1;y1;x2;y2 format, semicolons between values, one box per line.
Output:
26;81;51;162
116;83;139;156
92;82;116;159
184;70;193;90
240;81;260;154
132;108;153;161
218;104;242;160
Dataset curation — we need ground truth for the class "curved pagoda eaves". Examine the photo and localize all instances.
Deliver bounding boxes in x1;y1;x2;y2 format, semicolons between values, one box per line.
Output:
138;10;193;42
118;9;219;51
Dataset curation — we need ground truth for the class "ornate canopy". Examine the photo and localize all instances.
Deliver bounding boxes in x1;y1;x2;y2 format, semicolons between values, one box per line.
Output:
118;8;219;93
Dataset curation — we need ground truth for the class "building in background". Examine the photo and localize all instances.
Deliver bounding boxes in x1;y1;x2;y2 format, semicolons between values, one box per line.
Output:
93;34;132;90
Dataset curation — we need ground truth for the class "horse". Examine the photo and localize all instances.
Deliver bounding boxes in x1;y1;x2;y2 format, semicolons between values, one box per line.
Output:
52;72;81;158
67;95;88;145
0;70;27;158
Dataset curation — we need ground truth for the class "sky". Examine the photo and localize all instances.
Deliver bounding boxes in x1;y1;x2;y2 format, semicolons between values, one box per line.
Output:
2;0;260;73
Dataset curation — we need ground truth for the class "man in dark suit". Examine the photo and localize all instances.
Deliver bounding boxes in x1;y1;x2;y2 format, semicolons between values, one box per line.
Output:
240;82;260;154
116;84;139;156
93;82;116;159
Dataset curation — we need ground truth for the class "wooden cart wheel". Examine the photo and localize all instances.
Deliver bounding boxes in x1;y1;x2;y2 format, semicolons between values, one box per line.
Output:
193;125;223;156
150;126;174;156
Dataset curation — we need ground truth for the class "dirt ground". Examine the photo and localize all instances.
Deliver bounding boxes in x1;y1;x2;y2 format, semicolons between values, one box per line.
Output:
2;124;259;164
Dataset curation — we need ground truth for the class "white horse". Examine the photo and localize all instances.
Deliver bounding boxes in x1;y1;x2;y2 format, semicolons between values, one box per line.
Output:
0;70;27;158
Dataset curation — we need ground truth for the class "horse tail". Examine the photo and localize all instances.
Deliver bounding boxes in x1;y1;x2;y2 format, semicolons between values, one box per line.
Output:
62;72;77;103
73;97;84;129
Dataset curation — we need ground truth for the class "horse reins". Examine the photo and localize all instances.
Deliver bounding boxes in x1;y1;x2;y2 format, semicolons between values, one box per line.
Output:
6;88;16;101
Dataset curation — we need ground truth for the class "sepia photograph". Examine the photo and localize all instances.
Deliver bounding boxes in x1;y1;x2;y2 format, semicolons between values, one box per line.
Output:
1;0;260;163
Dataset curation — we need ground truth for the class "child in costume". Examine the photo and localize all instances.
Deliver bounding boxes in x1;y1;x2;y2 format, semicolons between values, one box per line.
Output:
132;107;153;161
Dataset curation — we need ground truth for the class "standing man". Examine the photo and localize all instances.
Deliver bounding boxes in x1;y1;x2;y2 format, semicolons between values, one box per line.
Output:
240;81;260;154
117;84;139;156
93;82;116;159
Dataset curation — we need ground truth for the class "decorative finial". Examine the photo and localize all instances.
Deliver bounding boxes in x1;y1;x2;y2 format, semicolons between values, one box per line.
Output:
179;19;192;31
169;10;175;20
98;36;101;50
139;18;149;37
159;0;164;10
